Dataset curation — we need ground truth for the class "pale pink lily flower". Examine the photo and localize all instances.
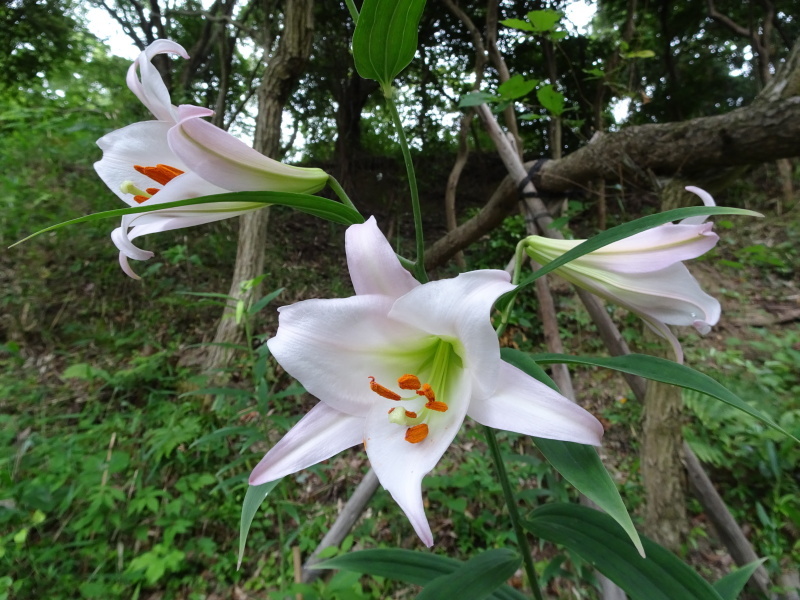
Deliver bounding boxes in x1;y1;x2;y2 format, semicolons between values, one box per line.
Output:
94;39;328;278
524;186;721;362
249;217;603;546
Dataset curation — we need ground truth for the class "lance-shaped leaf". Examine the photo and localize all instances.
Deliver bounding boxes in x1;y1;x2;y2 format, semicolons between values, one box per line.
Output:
352;0;427;88
237;479;280;569
526;503;725;600
312;548;528;600
530;353;799;443
502;348;644;556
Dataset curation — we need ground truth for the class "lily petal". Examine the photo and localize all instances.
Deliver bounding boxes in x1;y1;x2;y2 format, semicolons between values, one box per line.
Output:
389;271;514;399
168;105;328;195
681;186;717;225
249;402;364;485
468;362;604;445
94;121;184;206
267;296;433;416
363;368;472;546
126;39;187;122
346;217;419;298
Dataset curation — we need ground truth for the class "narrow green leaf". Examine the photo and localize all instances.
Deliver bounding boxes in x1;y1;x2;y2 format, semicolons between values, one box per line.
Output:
12;191;363;247
501;348;644;557
497;74;539;100
237;479;280;569
526;503;724;600
352;0;427;87
313;549;528;600
529;353;799;443
417;549;521;600
508;206;762;296
712;559;767;600
537;84;565;116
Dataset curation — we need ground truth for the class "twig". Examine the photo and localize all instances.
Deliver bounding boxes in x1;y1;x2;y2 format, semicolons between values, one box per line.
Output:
301;468;380;583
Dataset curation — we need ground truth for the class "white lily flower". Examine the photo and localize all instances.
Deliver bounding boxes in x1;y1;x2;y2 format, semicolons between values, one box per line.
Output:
249;217;603;546
94;40;328;278
524;186;721;362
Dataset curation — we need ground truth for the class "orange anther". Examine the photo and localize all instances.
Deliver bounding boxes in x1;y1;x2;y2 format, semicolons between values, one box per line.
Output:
404;410;417;419
145;187;160;195
134;163;185;186
405;424;429;443
416;383;436;402
425;400;449;413
133;195;149;204
368;376;401;401
397;374;422;390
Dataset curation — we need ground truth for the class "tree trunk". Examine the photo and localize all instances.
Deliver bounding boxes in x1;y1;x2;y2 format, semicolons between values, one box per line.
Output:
203;0;314;373
640;181;692;551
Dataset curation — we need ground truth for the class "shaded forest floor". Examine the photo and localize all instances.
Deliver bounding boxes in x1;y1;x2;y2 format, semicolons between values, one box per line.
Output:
1;157;799;599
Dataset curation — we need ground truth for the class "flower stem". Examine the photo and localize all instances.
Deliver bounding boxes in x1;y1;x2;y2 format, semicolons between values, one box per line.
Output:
385;93;428;283
327;175;360;214
495;240;526;337
484;426;544;600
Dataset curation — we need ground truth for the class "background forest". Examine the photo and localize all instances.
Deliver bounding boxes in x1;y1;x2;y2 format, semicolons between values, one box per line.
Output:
1;0;799;599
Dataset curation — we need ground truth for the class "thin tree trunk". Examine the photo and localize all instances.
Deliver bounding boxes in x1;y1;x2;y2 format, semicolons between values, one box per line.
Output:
203;0;314;373
640;181;691;551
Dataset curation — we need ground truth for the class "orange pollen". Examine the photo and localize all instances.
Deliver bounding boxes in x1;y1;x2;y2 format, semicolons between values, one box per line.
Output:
368;376;401;401
397;374;422;390
416;383;436;402
425;400;449;413
404;410;417;419
405;424;429;444
133;195;150;204
134;163;185;186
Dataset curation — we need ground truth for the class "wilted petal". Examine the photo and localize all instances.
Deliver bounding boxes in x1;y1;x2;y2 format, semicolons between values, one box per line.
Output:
249;402;364;485
126;39;187;122
168;105;328;195
389;270;514;399
363;368;472;546
468;362;603;445
346;217;419;298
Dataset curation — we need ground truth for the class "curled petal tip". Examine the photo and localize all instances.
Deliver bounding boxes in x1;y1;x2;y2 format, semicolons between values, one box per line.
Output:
693;320;712;335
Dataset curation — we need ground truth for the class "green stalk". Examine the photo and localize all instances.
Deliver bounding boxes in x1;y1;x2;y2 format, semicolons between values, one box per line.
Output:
385;93;428;283
484;426;544;600
327;175;361;213
344;0;359;22
495;239;526;337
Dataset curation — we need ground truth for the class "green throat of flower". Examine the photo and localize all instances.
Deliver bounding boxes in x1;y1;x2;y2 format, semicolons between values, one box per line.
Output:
368;338;462;444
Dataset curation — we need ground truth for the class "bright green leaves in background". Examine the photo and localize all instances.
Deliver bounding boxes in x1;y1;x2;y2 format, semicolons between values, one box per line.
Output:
501;9;566;40
352;0;427;92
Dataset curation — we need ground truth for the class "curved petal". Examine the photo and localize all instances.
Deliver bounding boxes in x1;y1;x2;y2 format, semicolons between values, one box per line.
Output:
468;362;604;445
527;223;718;275
346;217;419;298
681;186;716;225
267;295;433;416
364;367;472;546
94;121;183;205
249;402;364;485
126;40;187;122
168;105;328;195
389;271;514;399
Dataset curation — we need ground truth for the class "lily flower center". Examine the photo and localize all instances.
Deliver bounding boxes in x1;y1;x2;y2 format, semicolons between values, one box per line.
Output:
120;163;185;204
369;373;450;444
